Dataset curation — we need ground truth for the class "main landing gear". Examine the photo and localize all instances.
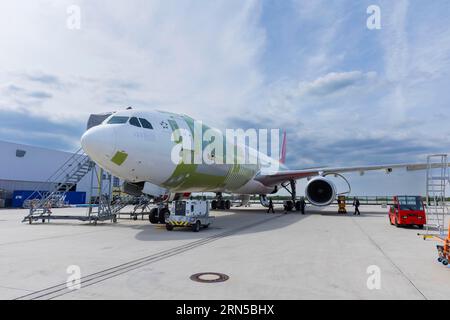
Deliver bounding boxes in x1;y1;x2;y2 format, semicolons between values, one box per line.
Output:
282;180;304;213
211;193;231;210
260;180;303;212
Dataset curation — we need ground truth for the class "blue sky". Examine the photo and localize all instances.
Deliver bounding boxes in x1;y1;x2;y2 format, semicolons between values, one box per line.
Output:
0;0;449;194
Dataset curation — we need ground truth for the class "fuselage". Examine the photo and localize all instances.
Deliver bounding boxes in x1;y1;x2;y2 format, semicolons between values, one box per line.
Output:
81;110;282;195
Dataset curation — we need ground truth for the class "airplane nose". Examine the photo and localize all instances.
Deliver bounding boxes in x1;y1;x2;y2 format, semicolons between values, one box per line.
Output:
81;126;116;160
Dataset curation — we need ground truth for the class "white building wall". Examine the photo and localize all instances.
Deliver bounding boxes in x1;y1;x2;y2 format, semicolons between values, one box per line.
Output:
0;140;74;182
0;140;110;203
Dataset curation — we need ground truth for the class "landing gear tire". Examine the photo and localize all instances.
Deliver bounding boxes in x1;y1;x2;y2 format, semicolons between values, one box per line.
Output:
159;208;169;224
211;200;217;210
443;259;449;266
166;224;174;231
284;201;294;212
295;201;301;211
192;220;201;232
149;208;159;224
113;215;117;223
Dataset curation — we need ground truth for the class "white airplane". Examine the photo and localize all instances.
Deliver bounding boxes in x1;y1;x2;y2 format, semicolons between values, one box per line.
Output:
81;109;441;223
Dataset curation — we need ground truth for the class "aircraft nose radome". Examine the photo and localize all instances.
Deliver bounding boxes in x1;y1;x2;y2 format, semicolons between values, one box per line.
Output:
81;126;116;160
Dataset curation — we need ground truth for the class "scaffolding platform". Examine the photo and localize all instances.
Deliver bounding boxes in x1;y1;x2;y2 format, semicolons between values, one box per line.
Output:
424;154;449;236
24;212;116;224
418;154;450;267
22;149;119;225
116;195;155;221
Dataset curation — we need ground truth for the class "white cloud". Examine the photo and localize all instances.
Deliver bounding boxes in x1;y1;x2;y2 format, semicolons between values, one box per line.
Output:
0;0;449;174
379;0;410;120
0;0;265;126
382;0;410;82
295;71;377;97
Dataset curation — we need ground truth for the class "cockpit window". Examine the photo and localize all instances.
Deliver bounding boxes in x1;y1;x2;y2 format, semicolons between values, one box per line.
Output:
139;118;153;129
129;117;141;127
107;116;129;124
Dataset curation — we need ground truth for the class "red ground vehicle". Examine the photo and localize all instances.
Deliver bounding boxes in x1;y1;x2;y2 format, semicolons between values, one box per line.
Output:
389;196;426;229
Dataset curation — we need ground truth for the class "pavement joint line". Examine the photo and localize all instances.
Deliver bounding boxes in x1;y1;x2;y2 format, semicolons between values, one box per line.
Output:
350;216;428;300
14;213;287;300
0;227;118;247
0;285;34;293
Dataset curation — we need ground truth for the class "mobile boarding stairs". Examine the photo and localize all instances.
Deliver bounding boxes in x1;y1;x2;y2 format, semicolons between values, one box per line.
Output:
21;148;119;224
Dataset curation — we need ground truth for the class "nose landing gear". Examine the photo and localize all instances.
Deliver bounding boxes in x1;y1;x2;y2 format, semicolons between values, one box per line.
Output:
211;193;231;210
148;205;169;224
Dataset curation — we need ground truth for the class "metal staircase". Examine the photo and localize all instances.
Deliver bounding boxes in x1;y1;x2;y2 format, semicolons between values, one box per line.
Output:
116;195;154;220
93;194;133;217
22;148;94;222
84;194;118;225
83;166;116;224
425;154;449;235
131;195;153;220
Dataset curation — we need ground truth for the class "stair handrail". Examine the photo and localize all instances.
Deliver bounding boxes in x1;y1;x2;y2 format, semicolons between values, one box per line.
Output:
24;148;92;204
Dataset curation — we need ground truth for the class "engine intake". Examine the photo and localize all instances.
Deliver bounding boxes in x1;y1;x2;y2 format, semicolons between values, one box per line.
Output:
305;177;336;207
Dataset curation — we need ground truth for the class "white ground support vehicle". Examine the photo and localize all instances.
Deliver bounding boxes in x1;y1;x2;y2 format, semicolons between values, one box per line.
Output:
166;200;214;232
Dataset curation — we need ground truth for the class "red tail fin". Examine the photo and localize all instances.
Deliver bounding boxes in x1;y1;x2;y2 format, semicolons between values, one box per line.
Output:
280;130;287;164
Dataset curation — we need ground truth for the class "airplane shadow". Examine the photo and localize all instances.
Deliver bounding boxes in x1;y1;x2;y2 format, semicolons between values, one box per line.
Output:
19;206;389;238
133;207;312;241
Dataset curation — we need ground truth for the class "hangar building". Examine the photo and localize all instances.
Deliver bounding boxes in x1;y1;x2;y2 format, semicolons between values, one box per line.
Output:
0;139;118;207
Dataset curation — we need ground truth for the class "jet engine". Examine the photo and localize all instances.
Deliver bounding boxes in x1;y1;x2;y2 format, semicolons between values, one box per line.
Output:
305;177;336;207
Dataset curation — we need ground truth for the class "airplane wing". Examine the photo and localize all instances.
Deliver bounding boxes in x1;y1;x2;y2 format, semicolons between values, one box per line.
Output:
256;162;447;186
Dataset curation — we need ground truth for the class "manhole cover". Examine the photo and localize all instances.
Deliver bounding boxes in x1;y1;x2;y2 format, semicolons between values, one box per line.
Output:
190;272;229;283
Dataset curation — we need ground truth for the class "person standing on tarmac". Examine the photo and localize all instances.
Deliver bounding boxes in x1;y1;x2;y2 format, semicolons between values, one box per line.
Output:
299;197;306;215
353;197;361;215
267;199;275;214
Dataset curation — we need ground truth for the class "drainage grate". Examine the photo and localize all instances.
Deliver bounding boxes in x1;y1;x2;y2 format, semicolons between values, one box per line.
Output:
190;272;229;283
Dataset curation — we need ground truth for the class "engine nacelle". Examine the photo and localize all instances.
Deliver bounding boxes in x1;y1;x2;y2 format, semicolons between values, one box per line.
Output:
305;177;336;207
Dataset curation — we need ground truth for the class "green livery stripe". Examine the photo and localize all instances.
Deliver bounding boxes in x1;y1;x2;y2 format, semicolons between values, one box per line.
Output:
162;163;229;191
111;151;128;166
181;115;195;135
168;119;179;131
162;114;258;192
